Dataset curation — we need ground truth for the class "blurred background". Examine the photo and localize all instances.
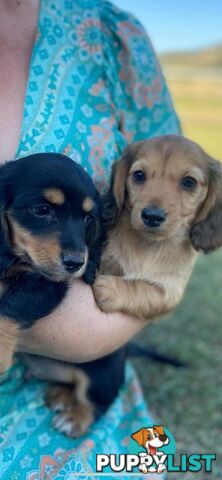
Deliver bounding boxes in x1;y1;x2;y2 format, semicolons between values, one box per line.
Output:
114;2;222;478
115;0;222;159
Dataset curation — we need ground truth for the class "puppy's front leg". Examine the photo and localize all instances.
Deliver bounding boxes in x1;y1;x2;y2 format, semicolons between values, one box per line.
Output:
93;275;174;320
0;318;20;374
45;368;94;438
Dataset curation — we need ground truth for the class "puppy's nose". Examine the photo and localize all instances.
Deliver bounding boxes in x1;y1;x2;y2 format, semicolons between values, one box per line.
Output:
62;254;85;272
142;206;167;228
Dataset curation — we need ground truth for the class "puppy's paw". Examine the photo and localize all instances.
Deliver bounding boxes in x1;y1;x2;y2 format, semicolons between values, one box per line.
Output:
93;275;121;313
52;404;93;438
45;386;94;438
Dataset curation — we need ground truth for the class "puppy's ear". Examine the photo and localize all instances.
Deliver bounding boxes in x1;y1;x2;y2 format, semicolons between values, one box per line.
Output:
112;151;131;210
85;194;102;246
190;158;222;253
101;189;118;226
131;428;147;446
0;163;15;275
153;425;165;436
102;145;136;224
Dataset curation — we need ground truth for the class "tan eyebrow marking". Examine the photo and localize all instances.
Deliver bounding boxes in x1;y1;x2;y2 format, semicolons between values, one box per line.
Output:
82;197;94;213
44;188;65;205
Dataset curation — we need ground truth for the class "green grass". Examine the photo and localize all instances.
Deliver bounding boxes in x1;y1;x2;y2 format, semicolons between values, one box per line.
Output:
135;250;222;479
167;76;222;159
160;43;222;69
134;72;222;479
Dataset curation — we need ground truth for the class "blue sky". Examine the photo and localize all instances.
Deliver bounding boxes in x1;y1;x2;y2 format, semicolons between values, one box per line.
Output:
114;0;222;52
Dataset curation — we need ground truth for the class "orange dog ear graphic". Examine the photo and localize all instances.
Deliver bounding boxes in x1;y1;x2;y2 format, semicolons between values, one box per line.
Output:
153;425;165;436
131;428;148;446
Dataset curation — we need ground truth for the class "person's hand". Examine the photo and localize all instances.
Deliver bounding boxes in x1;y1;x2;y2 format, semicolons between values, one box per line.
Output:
18;280;146;363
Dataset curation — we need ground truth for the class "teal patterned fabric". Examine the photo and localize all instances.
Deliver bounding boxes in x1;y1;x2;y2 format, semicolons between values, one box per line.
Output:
0;0;180;478
15;0;180;190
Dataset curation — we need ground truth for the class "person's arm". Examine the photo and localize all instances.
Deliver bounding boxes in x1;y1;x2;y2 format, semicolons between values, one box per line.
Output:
18;280;146;363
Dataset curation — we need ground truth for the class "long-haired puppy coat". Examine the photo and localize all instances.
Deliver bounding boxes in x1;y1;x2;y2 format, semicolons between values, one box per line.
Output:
0;153;103;373
0;153;125;438
93;135;222;319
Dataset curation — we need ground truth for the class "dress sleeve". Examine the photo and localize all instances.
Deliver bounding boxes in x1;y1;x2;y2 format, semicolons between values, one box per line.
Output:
100;1;181;143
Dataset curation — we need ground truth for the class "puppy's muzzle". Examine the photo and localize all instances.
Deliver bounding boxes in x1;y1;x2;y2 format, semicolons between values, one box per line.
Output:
142;206;167;228
62;253;85;273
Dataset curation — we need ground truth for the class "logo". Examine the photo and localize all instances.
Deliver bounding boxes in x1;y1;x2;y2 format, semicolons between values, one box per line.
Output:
96;425;216;475
131;425;171;474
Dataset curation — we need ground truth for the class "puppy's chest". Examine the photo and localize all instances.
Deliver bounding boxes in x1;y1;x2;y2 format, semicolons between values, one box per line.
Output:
101;230;170;284
101;226;196;294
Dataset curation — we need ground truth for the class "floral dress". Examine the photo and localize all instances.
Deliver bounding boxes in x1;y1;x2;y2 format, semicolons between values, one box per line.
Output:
0;1;180;478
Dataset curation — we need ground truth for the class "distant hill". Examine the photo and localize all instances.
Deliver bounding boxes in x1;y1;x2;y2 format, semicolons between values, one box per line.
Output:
159;44;222;69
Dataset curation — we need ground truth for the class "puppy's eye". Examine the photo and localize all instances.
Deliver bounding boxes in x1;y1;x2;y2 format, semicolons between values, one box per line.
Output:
133;170;146;183
181;176;197;190
32;204;51;216
154;432;158;438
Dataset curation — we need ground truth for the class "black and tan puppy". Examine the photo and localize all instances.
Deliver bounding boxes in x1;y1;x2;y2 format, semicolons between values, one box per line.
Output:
0;153;125;438
0;153;103;373
0;153;127;438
